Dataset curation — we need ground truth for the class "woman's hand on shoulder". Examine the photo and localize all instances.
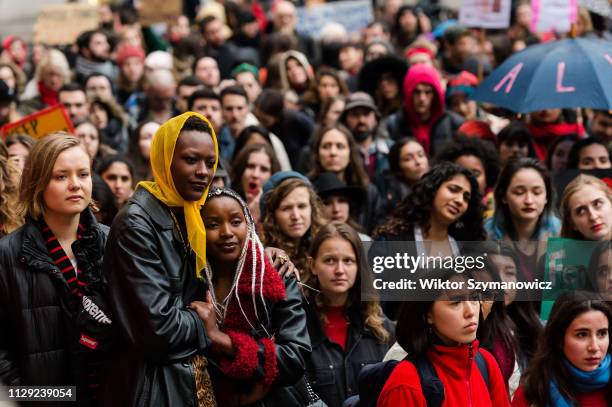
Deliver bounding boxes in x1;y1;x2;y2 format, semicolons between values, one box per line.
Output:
265;247;300;281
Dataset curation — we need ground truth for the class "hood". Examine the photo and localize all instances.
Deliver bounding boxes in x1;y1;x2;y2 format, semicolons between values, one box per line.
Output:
402;64;445;125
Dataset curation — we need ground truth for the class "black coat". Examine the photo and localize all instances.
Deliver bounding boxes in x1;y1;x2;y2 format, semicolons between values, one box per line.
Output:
101;187;211;407
304;303;394;407
0;210;108;405
384;109;464;156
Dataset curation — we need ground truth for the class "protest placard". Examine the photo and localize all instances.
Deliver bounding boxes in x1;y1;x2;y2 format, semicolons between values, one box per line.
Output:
531;0;577;33
139;0;182;26
459;0;512;29
1;105;74;140
296;0;373;38
33;3;100;46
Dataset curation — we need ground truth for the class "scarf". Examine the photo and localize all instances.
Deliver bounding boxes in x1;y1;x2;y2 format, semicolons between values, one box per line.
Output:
548;354;611;407
204;188;286;401
138;112;218;278
38;81;59;107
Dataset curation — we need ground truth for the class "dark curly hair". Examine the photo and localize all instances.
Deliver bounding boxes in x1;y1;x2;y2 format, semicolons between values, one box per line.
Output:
374;162;485;240
261;178;327;284
435;136;500;190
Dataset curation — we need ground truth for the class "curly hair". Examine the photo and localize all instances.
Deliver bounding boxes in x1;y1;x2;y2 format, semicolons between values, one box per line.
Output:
261;178;327;284
0;146;22;236
308;123;370;190
374;162;485;240
309;222;391;343
435;136;500;190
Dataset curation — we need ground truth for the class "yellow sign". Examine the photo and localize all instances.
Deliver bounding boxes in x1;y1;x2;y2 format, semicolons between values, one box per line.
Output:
1;105;74;140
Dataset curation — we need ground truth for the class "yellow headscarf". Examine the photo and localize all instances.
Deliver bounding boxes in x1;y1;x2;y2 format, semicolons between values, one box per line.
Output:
138;112;219;279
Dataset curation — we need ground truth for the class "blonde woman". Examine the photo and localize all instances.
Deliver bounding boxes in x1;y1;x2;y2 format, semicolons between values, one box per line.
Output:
0;133;108;403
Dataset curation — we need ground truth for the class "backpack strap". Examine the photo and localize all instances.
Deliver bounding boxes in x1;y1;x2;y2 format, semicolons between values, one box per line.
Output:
411;350;490;407
410;354;445;407
475;350;490;388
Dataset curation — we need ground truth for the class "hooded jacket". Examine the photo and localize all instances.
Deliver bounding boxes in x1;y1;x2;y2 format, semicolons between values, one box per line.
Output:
385;64;464;155
377;341;510;407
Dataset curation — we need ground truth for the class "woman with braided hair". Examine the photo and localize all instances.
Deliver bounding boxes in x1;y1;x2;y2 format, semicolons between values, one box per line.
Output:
200;187;310;406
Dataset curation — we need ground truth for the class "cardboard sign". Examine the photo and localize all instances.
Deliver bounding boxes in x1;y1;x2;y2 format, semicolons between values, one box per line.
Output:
33;3;100;46
139;0;182;26
1;105;74;140
531;0;577;33
296;0;373;38
459;0;512;29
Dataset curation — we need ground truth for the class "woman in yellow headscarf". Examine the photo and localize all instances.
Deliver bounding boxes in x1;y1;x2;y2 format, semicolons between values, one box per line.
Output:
101;112;224;407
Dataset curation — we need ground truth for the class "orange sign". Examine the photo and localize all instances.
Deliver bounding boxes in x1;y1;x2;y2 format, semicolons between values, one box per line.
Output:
1;105;74;140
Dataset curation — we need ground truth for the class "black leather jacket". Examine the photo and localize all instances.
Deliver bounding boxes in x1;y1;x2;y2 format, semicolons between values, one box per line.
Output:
305;303;395;407
0;210;107;406
101;188;211;407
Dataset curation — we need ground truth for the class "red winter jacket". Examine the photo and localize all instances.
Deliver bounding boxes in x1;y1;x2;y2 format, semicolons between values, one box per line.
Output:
377;341;510;407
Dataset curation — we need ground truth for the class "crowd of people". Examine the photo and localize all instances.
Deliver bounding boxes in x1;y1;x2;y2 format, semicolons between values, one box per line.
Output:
0;0;611;406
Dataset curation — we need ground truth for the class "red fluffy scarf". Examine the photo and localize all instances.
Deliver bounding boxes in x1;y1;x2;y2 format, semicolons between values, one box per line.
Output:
216;241;286;387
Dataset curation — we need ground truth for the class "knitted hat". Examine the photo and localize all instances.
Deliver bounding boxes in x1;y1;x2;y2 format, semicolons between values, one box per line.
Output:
116;45;145;66
260;171;311;218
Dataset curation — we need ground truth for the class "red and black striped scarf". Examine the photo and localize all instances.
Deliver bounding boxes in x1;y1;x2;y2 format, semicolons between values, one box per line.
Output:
41;223;88;297
41;222;102;400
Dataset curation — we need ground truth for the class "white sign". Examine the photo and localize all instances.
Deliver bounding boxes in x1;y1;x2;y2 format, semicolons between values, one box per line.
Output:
459;0;512;29
296;0;373;38
531;0;578;33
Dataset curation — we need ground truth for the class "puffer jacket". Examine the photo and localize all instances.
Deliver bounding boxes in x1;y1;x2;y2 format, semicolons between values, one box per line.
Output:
0;209;108;406
100;187;211;407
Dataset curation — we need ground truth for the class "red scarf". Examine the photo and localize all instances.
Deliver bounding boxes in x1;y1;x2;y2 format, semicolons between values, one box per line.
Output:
216;242;286;386
527;122;585;160
38;81;59;107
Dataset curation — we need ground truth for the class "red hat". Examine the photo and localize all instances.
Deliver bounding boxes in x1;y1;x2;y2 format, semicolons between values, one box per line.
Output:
458;120;495;143
448;71;479;88
116;45;145;66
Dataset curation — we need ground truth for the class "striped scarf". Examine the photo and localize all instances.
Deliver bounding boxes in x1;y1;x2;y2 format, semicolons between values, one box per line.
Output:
41;223;88;297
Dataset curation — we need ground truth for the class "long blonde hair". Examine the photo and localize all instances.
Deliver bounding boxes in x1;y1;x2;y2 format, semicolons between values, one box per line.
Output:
559;174;612;239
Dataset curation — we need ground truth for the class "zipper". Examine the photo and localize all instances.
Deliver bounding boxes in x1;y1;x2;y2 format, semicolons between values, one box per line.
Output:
466;344;474;407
